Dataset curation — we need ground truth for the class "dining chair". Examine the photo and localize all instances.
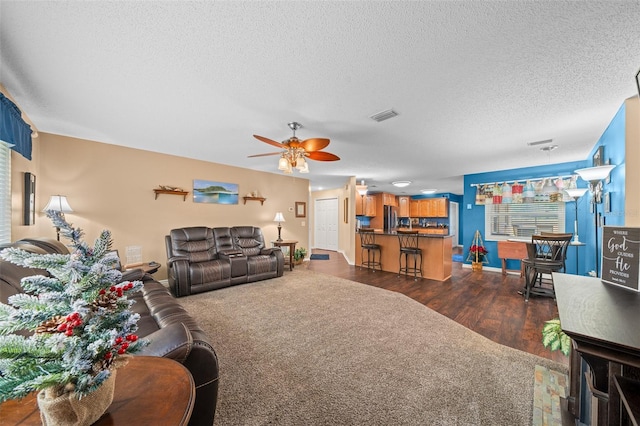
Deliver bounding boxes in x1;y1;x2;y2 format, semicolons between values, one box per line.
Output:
521;233;572;302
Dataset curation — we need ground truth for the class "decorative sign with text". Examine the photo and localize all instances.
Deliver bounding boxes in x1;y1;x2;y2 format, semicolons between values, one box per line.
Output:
601;226;640;291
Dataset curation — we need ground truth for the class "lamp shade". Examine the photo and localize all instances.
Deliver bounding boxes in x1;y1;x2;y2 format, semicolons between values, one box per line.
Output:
575;165;615;183
564;187;588;199
42;195;73;213
273;212;285;222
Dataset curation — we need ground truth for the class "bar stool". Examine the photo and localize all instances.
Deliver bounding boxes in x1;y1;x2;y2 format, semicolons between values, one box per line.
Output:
359;228;381;271
397;230;422;280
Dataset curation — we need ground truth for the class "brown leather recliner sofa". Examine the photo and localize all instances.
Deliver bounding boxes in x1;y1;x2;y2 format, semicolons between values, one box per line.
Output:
165;226;285;297
0;238;219;426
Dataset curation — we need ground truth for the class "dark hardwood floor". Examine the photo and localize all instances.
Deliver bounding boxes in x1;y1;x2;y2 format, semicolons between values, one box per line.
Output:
306;248;568;365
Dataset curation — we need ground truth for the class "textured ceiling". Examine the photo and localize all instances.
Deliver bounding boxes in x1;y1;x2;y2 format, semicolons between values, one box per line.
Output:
1;1;639;195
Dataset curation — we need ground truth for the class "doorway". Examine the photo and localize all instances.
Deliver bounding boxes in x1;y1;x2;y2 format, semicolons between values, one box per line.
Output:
314;198;339;251
449;201;459;247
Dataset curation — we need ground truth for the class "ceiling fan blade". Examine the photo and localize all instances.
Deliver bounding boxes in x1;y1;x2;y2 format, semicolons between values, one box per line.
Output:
300;138;330;152
248;152;282;158
306;151;340;161
254;134;286;149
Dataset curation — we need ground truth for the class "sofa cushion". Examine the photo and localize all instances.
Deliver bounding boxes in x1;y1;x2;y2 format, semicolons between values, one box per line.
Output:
170;227;217;262
189;259;231;285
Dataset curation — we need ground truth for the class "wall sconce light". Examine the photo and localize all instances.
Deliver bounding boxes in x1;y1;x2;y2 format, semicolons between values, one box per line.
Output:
574;164;615;277
574;165;615;204
273;212;285;242
42;195;73;241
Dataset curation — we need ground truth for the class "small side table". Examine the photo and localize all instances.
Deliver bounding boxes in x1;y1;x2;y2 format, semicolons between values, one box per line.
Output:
124;261;161;275
272;240;298;271
0;356;195;425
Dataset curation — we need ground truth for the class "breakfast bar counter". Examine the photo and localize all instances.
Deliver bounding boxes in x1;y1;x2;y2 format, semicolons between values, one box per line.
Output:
356;230;453;281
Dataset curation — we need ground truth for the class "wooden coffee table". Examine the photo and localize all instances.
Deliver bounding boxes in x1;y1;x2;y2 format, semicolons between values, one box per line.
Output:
0;356;195;425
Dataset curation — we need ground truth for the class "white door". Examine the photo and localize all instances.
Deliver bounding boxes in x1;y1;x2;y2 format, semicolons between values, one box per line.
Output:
314;198;339;251
449;201;459;247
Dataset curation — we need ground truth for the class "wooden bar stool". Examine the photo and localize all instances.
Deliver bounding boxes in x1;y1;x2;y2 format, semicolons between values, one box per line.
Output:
359;229;381;271
397;230;422;280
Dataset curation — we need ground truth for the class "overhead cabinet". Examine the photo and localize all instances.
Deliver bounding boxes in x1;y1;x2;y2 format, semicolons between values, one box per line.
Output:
398;196;410;217
409;198;449;218
356;194;377;216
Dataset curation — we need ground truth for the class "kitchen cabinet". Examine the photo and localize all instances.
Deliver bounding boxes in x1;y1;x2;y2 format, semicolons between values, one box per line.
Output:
417;198;449;218
398;196;410;217
356;194;377;216
382;193;397;206
410;200;419;217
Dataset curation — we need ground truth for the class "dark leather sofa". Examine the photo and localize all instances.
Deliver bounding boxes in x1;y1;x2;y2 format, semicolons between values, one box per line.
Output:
165;226;285;297
0;238;219;426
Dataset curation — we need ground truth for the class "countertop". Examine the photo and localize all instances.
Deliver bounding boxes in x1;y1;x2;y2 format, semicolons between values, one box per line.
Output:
358;228;452;238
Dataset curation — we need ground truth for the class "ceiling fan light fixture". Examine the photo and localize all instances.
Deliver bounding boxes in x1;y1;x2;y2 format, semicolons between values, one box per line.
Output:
298;162;309;173
392;180;411;188
278;156;289;171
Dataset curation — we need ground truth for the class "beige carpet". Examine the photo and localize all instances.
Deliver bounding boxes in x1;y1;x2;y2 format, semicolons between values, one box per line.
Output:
179;269;567;425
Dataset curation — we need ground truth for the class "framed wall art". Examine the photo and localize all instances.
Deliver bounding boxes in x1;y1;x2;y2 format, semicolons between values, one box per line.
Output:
23;172;36;225
295;202;306;218
193;180;238;204
592;146;604;167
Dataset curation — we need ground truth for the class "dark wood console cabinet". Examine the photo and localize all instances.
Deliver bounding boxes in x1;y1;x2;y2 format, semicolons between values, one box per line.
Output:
554;273;640;425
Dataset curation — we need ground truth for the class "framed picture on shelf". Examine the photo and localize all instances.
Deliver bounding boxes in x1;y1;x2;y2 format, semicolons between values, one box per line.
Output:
605;192;611;213
592;146;604;167
295;202;306;218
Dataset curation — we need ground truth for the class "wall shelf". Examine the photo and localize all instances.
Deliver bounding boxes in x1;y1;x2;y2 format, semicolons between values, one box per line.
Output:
243;196;266;205
154;189;189;201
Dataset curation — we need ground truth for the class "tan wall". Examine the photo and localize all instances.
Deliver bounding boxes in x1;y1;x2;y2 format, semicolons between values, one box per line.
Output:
11;133;310;280
626;96;640;226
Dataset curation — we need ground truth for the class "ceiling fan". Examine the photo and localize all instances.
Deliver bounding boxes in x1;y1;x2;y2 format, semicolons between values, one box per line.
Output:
249;122;340;173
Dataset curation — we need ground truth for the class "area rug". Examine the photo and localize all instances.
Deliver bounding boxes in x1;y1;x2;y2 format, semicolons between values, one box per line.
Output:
178;269;566;425
309;253;330;260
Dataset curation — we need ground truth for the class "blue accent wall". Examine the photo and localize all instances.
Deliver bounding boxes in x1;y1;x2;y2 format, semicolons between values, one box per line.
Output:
461;102;627;277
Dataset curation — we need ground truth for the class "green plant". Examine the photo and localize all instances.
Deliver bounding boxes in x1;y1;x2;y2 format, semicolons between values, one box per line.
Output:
541;318;571;356
0;211;147;402
294;247;307;261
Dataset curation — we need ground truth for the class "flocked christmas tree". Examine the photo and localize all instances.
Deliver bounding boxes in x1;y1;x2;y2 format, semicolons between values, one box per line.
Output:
0;211;147;402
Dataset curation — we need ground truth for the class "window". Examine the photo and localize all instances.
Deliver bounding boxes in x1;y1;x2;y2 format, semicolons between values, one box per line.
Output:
485;202;565;241
0;142;11;244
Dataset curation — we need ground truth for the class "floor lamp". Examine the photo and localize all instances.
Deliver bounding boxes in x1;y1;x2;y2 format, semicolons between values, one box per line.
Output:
575;165;615;277
564;187;588;243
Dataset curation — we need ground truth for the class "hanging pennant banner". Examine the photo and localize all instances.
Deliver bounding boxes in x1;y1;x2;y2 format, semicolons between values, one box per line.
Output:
601;226;640;292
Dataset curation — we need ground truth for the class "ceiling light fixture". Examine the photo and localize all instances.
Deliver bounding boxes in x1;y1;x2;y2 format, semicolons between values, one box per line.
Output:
392;181;411;188
356;180;368;196
421;189;437;194
275;123;310;174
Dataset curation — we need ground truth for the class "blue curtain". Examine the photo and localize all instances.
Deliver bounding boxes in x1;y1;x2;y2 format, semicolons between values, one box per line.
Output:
0;93;32;160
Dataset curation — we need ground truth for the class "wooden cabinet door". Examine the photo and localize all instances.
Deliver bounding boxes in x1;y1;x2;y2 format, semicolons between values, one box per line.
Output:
364;195;377;216
383;193;397;207
398;196;410;217
356;195;364;215
410;200;419;217
435;198;449;217
419;199;432;217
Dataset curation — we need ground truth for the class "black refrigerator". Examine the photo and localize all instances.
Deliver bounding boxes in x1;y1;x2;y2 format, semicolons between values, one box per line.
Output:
384;205;398;232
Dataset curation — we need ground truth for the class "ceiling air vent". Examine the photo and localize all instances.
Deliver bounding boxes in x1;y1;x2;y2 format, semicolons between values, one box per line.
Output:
370;109;398;122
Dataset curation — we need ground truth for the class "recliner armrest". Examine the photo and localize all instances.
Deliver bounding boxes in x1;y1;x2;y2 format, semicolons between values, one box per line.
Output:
261;247;281;255
136;322;193;364
219;249;243;258
167;255;189;266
